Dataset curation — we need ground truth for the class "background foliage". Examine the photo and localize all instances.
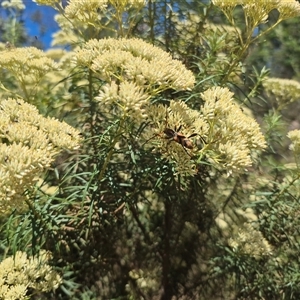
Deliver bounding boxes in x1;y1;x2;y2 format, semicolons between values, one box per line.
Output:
1;0;300;299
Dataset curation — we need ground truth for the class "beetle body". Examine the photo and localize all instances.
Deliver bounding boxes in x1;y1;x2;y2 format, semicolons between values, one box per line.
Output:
163;126;197;150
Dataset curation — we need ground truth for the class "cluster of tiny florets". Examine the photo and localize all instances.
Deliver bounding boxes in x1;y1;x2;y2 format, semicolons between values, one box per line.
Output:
51;15;81;47
143;87;266;177
63;0;145;26
33;0;60;6
2;0;25;10
128;267;160;296
242;0;279;24
212;0;237;9
278;0;300;20
228;223;272;259
76;38;195;121
200;87;266;174
0;98;82;213
0;250;62;299
75;38;195;92
95;81;149;120
288;129;300;157
263;78;300;109
213;0;300;23
0;47;58;87
65;0;108;25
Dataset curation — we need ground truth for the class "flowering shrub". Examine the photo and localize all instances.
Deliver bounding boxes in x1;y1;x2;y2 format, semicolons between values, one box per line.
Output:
0;251;62;299
1;0;300;299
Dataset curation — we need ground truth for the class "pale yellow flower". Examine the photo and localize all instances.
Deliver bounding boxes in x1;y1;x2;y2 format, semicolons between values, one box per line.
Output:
217;141;252;172
142;87;266;177
0;98;81;151
200;86;266;174
263;78;300;109
128;267;160;295
243;1;278;24
51;14;82;47
2;0;25;10
96;80;149;120
75;38;195;91
65;0;108;25
45;48;67;60
288;129;300;156
278;0;300;19
0;250;62;299
110;0;146;10
228;223;272;258
0;98;82;212
0;284;27;300
0;47;59;97
212;0;238;9
213;0;300;27
33;0;60;6
64;0;145;26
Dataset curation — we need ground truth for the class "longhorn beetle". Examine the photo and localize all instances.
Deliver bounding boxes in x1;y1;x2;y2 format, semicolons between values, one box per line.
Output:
143;108;203;157
163;125;198;155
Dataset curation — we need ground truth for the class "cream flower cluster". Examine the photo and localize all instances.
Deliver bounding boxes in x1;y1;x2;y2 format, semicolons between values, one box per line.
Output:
242;0;279;24
200;87;266;174
33;0;59;5
0;47;58;86
51;14;82;47
228;223;272;258
64;0;145;24
1;0;25;10
76;38;195;119
64;0;108;24
288;129;300;156
36;0;146;26
278;0;300;19
96;81;149;120
75;38;195;91
263;78;300;109
213;0;300;21
0;250;62;299
143;87;266;177
0;98;82;213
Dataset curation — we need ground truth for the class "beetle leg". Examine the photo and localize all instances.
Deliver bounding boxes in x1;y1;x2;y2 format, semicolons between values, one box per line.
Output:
188;133;207;145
